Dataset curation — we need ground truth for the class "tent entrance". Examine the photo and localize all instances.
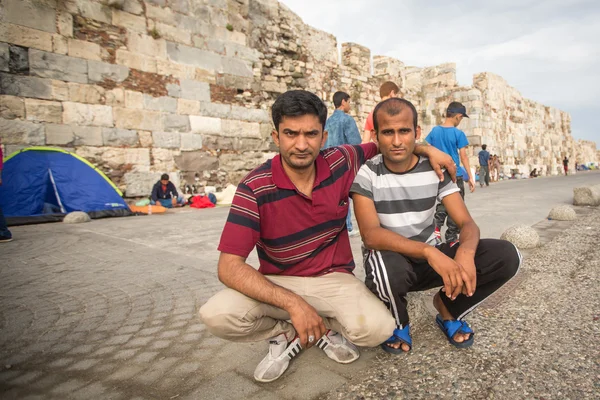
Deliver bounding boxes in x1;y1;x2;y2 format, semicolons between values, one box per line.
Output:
43;168;66;214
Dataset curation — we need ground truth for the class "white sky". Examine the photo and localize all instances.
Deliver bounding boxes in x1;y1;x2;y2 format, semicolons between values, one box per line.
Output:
280;0;600;145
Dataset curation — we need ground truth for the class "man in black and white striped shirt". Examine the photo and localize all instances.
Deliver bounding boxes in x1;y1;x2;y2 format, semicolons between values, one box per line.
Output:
350;98;521;353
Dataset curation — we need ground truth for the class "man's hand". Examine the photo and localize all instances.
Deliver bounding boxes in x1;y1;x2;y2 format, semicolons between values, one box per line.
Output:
467;178;475;193
454;248;477;297
417;145;457;183
288;299;327;348
424;247;468;300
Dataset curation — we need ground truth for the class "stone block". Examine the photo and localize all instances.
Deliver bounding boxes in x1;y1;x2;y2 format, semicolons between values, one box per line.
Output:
230;106;270;123
63;102;113;127
573;184;600;206
177;99;200;115
156;59;196;79
51;80;70;101
123;0;144;15
3;0;56;33
167;83;181;98
25;99;63;123
0;22;53;52
155;23;192;45
262;80;286;93
77;0;112;24
46;124;104;146
0;95;25;119
221;119;261;138
29;49;88;83
114;107;162;131
88;61;130;83
138;130;153;147
174;151;218;171
500;225;539;249
68;83;106;104
112;9;146;32
0;43;8;72
46;123;76;145
123;171;162;197
547;205;577;221
166;42;221;71
190;116;221;134
57;11;74;37
7;45;29;75
219;152;266;172
180;133;203;150
0;73;53;99
198;101;231;118
152;131;181;148
152;147;180;171
180;79;210;102
0;118;45;145
221;57;253;78
162;113;190;132
127;32;167;59
67;39;101;61
63;212;91;224
143;95;177;112
125;90;144;109
115;50;157;73
53;35;69;55
102;127;139;146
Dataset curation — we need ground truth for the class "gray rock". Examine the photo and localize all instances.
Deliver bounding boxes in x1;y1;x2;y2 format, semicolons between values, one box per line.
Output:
174;152;218;171
500;224;540;249
63;211;91;224
3;0;56;33
88;61;129;83
9;45;29;74
162;114;190;133
0;119;45;145
0;73;53;100
29;50;88;83
0;43;9;72
143;95;177;112
166;42;221;71
102;128;138;146
548;205;577;221
180;79;210;102
152;131;181;149
573;184;600;206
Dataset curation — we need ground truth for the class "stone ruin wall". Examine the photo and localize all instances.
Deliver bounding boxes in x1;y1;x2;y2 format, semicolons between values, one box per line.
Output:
1;0;597;198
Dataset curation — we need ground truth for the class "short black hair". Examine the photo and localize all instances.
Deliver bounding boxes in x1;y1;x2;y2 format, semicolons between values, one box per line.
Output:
271;90;327;132
372;97;418;133
161;173;169;180
482;144;487;150
332;91;350;108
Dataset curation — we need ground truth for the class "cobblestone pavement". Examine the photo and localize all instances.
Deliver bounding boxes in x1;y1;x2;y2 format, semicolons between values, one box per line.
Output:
0;172;599;399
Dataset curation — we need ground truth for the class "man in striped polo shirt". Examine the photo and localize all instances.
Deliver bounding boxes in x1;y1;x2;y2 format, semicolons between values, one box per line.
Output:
199;90;456;382
351;97;521;353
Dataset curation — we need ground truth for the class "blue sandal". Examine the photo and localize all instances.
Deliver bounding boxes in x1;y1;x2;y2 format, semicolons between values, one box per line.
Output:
435;315;474;348
381;325;412;354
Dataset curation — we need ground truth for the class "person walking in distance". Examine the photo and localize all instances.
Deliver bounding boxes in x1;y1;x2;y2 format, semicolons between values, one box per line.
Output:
478;145;491;187
563;156;569;175
323;91;362;236
425;101;475;244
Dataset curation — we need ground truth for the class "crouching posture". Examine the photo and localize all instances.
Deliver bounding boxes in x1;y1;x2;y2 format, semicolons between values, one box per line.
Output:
200;90;455;382
350;98;521;353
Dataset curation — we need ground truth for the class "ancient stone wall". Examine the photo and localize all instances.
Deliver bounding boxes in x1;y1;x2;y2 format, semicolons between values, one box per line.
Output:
1;0;597;198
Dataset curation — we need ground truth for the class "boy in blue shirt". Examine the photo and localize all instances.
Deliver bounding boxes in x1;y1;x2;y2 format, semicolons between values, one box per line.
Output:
425;102;475;244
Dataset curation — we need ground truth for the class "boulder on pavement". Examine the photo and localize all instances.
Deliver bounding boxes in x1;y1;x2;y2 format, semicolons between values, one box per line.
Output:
63;211;91;224
548;205;577;221
500;224;539;249
573;184;600;206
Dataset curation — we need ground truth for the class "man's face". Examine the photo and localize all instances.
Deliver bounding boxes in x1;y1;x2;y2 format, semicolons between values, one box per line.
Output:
272;114;328;171
342;98;351;113
374;108;421;167
160;179;169;185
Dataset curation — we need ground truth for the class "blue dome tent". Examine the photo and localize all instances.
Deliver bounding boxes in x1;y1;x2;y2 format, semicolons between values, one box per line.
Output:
0;147;132;225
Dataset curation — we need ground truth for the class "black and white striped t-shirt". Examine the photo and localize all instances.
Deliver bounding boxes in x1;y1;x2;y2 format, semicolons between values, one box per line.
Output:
350;155;460;245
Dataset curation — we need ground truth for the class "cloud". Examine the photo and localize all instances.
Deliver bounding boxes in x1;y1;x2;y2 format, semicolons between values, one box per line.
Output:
280;0;600;143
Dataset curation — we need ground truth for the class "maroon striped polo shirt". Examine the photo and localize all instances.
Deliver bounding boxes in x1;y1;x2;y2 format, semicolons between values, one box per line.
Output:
218;143;377;277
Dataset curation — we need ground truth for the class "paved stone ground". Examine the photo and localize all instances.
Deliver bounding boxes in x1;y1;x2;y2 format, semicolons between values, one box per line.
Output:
0;171;598;399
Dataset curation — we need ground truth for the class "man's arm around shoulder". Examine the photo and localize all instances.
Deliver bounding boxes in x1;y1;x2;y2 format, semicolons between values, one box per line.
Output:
217;253;326;347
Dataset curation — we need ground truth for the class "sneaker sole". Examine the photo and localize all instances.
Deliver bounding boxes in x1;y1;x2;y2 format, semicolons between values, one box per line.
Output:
254;338;302;383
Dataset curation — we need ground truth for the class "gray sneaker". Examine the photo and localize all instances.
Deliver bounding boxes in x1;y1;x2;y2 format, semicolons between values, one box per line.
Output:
254;334;302;382
316;330;359;364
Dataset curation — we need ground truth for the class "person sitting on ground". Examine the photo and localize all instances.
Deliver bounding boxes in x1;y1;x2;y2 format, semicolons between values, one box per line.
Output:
199;90;457;383
350;97;521;354
150;174;185;208
529;168;539;178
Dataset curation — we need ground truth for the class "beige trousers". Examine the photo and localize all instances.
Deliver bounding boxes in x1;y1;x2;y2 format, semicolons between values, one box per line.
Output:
199;272;395;347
